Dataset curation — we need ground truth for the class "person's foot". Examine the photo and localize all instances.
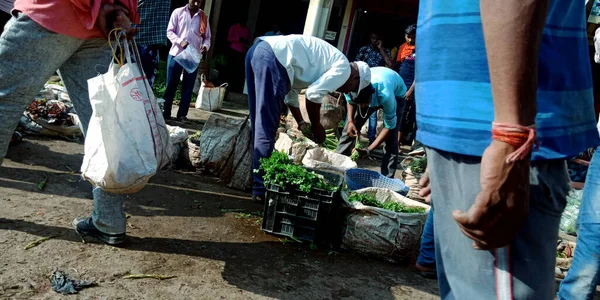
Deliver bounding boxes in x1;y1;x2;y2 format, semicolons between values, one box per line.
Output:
415;263;437;279
163;115;174;120
72;217;125;245
252;194;265;204
9;131;22;146
177;117;189;122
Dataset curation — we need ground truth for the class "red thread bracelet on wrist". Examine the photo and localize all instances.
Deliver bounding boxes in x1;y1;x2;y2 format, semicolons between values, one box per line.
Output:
491;122;538;163
348;120;354;124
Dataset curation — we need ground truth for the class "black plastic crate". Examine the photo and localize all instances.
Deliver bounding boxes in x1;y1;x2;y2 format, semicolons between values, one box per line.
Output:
262;168;344;245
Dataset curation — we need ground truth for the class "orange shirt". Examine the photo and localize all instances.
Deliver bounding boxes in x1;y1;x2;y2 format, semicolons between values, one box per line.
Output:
14;0;139;39
396;43;415;63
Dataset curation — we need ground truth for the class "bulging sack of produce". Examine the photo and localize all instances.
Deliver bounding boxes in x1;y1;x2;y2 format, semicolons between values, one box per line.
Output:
81;38;172;194
285;93;346;131
302;148;357;173
199;114;253;190
341;187;430;262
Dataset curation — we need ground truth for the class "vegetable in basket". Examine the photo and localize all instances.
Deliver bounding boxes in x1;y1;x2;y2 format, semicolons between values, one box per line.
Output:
348;192;426;214
259;151;337;193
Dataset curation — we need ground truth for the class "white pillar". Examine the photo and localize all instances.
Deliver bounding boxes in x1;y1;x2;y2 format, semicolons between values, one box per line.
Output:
337;0;354;51
303;0;333;38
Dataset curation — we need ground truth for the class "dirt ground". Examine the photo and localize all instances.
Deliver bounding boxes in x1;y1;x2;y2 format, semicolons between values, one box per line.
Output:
0;102;440;299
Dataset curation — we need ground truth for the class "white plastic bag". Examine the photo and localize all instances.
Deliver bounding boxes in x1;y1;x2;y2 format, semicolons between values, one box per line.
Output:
173;45;201;73
81;38;173;194
195;83;227;112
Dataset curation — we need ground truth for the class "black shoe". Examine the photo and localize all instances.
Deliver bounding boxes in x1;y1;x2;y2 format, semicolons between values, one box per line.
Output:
177;117;189;122
72;217;125;245
252;194;265;204
163;115;174;121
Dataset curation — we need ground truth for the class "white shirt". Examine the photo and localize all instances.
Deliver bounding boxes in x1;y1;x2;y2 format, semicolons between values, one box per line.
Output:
259;35;351;107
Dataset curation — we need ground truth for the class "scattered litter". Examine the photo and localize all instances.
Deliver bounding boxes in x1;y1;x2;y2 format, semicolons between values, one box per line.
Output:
279;237;302;245
65;166;75;174
50;270;95;295
219;208;245;213
37;175;48;191
24;235;55;250
123;274;176;280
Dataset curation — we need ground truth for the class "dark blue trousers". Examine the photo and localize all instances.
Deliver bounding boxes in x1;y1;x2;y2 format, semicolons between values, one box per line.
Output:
163;54;198;119
137;45;159;87
246;41;290;196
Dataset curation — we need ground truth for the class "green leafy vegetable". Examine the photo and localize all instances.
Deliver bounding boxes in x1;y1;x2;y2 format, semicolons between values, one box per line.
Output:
350;138;368;161
259;151;337;193
348;192;426;214
409;156;427;174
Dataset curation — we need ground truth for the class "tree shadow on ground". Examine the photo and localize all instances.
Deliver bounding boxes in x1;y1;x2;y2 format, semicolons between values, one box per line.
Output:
0;219;439;300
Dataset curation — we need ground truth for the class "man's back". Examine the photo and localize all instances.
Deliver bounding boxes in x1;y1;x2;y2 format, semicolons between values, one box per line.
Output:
416;0;599;159
371;66;407;103
259;35;348;90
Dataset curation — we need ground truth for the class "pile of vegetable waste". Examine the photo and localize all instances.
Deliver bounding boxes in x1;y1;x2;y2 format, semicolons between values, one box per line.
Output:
259;151;337;193
409;156;427;174
348;192;426;214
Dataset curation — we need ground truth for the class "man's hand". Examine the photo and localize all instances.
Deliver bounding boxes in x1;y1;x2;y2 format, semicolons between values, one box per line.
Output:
113;9;137;38
405;88;414;101
376;40;384;50
201;46;208;54
355;147;370;157
310;123;326;144
181;40;190;49
452;140;530;250
418;168;431;203
347;121;359;138
97;3;129;37
298;121;311;135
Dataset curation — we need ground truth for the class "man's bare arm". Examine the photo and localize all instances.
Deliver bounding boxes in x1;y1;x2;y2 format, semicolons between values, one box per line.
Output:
452;0;551;250
481;0;550;125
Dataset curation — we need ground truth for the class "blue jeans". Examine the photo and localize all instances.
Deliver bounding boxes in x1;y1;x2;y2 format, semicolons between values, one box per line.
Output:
137;45;159;87
368;111;377;144
162;54;198;119
558;148;600;300
0;13;126;234
417;208;436;268
246;41;290;196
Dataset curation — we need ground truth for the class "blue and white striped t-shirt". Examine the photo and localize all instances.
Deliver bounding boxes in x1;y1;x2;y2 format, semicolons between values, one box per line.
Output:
415;0;600;160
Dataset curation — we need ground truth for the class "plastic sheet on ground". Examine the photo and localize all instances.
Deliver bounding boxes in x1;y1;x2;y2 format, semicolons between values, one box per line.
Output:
274;132;318;164
302;147;357;173
341;187;430;262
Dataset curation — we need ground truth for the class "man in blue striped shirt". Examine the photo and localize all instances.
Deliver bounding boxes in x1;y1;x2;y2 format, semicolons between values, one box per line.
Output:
416;0;600;298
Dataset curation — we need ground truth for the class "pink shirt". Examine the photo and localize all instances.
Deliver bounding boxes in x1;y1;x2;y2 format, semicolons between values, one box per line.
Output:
13;0;139;40
167;6;211;57
228;23;249;53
